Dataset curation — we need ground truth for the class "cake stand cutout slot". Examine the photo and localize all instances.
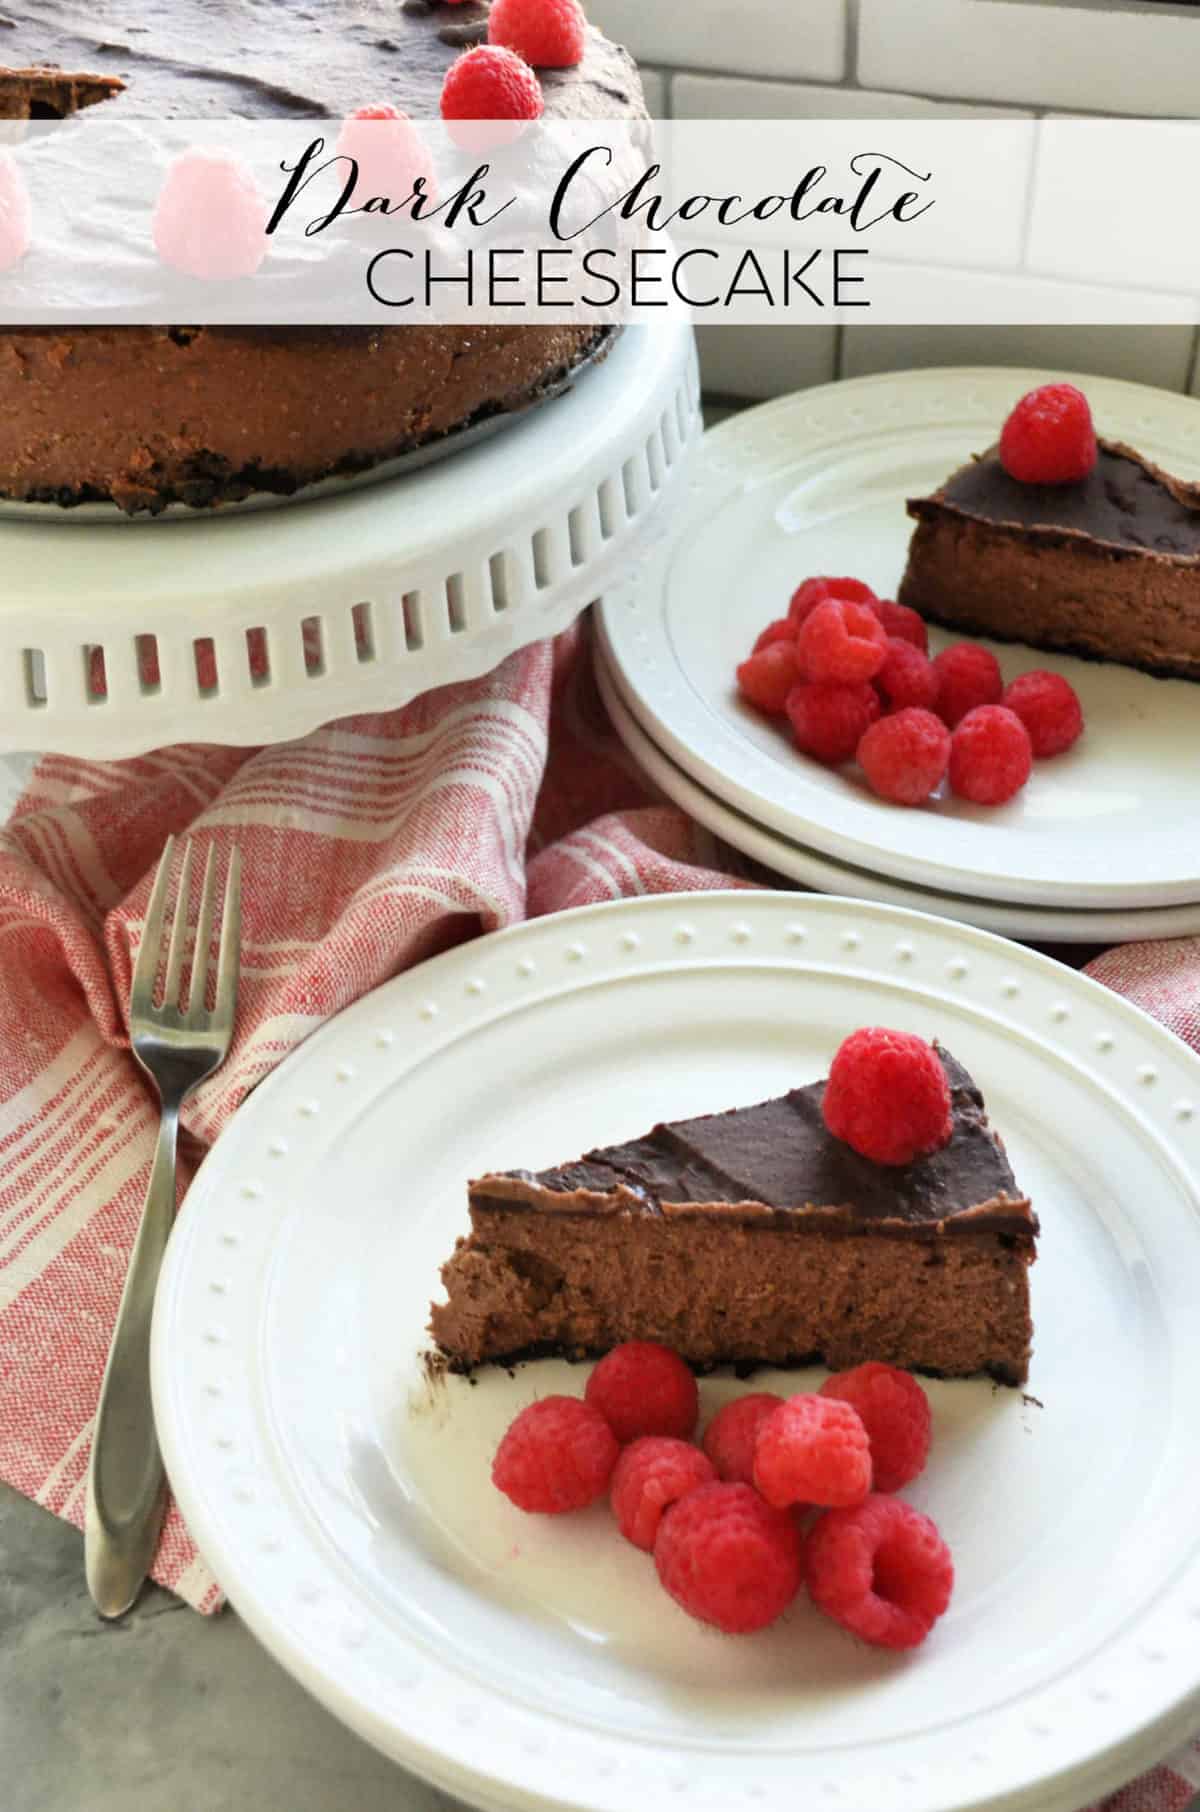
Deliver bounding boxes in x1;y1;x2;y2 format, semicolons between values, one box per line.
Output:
401;593;424;653
351;604;375;663
445;573;468;635
300;618;325;679
487;552;513;612
193;637;218;698
85;646;107;706
138;635;163;697
598;478;620;542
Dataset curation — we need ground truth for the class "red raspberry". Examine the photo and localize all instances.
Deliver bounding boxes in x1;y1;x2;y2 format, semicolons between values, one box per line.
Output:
999;383;1097;486
441;44;544;122
610;1437;715;1550
752;617;796;654
822;1027;952;1167
949;705;1033;806
701;1392;783;1485
819;1363;932;1493
857;708;950;807
787;681;880;766
753;1394;872;1510
492;1396;619;1513
873;598;928;652
1002;669;1084;758
736;641;798;716
804;1495;954;1649
788;575;877;632
489;0;587;67
932;642;1003;728
875;638;940;713
585;1341;699;1443
797;598;888;685
654;1481;802;1633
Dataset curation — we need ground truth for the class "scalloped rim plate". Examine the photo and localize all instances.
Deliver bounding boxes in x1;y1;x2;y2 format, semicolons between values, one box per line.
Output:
598;367;1200;909
153;892;1200;1812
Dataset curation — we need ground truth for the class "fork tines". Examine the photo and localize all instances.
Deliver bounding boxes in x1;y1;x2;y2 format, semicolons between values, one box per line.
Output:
131;835;241;1033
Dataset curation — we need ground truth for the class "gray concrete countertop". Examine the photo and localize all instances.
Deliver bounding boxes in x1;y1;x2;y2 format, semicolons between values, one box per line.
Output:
1;1482;464;1812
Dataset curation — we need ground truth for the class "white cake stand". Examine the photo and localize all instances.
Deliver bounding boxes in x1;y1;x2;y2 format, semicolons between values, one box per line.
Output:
0;322;698;759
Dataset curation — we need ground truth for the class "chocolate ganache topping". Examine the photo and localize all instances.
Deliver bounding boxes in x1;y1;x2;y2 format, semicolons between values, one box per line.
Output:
941;440;1200;559
475;1049;1036;1239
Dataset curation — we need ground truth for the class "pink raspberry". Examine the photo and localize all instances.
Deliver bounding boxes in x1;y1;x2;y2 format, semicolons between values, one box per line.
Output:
875;638;940;713
736;641;799;716
932;643;1004;729
492;1396;619;1513
787;575;877;632
1002;669;1084;758
797;598;888;685
857;708;950;807
999;383;1097;485
654;1481;803;1633
585;1341;699;1443
610;1437;715;1550
819;1363;932;1493
753;1394;872;1510
701;1393;783;1485
949;705;1033;806
822;1027;952;1167
489;0;587;68
873;598;928;652
787;680;880;766
805;1495;954;1649
336;103;434;208
153;149;266;281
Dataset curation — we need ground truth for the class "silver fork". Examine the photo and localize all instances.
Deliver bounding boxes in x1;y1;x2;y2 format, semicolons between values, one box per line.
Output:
85;835;241;1619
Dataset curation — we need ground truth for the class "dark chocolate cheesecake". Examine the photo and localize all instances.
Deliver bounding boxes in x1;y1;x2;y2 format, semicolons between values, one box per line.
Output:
430;1049;1038;1385
0;1;645;512
900;439;1200;681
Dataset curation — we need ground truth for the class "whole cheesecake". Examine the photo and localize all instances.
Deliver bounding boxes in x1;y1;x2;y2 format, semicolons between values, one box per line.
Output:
430;1048;1038;1385
0;1;645;512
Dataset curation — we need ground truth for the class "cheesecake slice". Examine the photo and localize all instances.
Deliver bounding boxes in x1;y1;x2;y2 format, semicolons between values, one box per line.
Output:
899;439;1200;681
429;1048;1037;1385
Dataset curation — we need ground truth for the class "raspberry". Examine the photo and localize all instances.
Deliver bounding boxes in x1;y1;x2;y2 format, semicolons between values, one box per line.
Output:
701;1393;783;1485
153;150;266;281
819;1363;932;1494
492;1396;619;1513
788;575;878;632
489;0;587;67
787;681;880;766
610;1437;716;1550
1002;669;1084;758
585;1341;699;1443
752;617;796;654
875;638;940;713
736;642;798;716
949;705;1033;806
857;708;950;807
753;1394;872;1510
0;151;31;273
999;383;1097;486
440;44;544;128
804;1495;954;1649
873;598;928;652
336;104;434;209
797;598;888;685
822;1027;952;1167
932;642;1003;728
654;1481;802;1633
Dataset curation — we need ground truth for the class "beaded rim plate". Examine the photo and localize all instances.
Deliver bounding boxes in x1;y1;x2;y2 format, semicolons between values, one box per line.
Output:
598;367;1200;910
153;891;1200;1812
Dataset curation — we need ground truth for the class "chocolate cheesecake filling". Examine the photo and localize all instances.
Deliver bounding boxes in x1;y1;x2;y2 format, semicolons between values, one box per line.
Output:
941;442;1200;557
431;1049;1038;1383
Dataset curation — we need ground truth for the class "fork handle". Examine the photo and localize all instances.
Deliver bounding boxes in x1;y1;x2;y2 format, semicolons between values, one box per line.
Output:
85;1104;179;1618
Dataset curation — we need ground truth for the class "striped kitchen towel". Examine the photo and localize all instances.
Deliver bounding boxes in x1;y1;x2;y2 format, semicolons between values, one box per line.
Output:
0;617;1196;1812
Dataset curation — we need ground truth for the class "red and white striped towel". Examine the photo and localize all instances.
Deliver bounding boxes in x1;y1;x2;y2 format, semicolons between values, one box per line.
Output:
1;619;1197;1810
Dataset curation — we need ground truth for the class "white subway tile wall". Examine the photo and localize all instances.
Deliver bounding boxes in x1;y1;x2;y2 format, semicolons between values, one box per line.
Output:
620;7;1200;402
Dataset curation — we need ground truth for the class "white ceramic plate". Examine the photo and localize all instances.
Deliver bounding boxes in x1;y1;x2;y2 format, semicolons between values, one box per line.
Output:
596;642;1200;946
153;892;1200;1812
598;367;1200;909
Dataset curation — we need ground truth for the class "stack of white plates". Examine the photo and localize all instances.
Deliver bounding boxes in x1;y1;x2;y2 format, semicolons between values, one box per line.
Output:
598;366;1200;945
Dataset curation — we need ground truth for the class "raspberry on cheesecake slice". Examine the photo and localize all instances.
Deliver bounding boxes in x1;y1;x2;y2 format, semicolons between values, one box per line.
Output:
428;1045;1038;1385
